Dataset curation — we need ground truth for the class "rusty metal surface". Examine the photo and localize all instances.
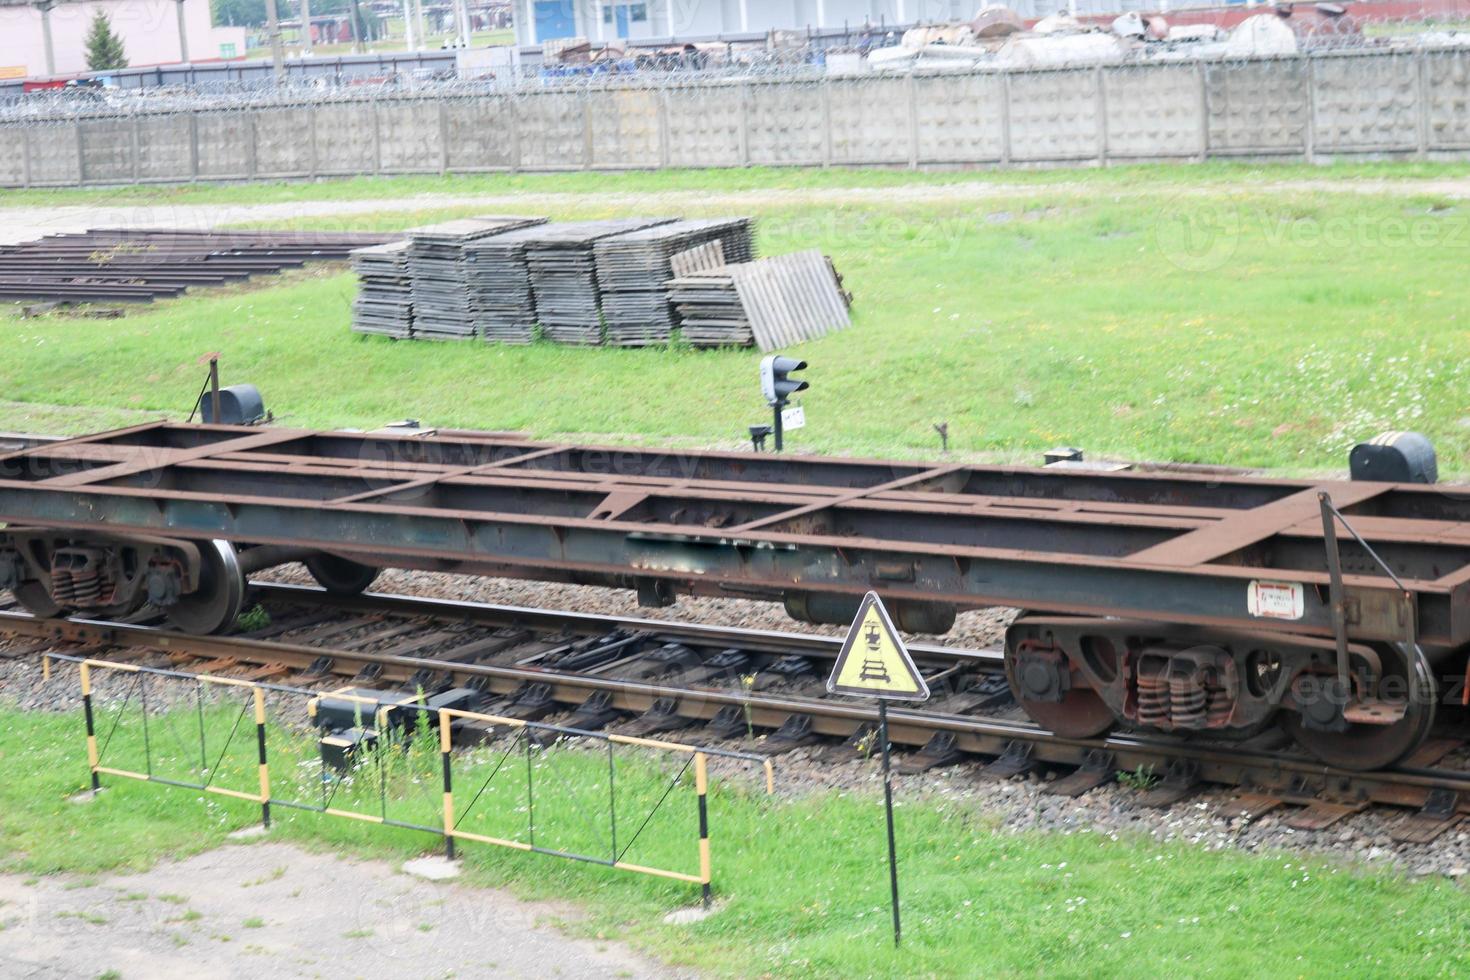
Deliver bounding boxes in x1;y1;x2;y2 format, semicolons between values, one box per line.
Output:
1;423;1469;643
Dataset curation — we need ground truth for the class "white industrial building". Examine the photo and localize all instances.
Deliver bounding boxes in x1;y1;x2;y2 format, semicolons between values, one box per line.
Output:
0;0;244;78
511;0;978;45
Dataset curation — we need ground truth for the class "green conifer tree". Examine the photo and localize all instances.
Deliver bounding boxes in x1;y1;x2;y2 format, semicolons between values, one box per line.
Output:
84;11;129;72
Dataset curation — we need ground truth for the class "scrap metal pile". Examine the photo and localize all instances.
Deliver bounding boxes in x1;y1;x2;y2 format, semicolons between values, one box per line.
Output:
350;215;849;351
0;229;394;305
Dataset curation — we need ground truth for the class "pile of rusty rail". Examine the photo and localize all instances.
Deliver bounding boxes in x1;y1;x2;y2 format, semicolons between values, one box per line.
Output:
0;228;396;304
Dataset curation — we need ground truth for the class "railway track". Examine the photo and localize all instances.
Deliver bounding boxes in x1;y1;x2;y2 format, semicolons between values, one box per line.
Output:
4;581;1468;843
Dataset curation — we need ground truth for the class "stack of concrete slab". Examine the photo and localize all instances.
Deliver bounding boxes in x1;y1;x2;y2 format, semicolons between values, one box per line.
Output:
667;249;851;351
593;218;755;347
349;240;414;338
465;226;554;345
407;216;545;341
523;218;677;345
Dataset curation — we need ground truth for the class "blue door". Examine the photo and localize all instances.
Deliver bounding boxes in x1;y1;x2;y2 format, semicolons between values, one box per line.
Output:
534;0;576;40
614;4;630;37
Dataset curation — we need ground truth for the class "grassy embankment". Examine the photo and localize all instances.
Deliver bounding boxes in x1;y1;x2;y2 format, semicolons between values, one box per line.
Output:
1;164;1468;472
2;694;1468;977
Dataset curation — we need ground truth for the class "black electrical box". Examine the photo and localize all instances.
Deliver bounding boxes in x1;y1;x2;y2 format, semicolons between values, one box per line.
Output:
1349;431;1437;484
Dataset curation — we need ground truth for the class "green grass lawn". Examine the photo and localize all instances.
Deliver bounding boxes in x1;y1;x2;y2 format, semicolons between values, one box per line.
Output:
3;694;1469;977
3;164;1469;472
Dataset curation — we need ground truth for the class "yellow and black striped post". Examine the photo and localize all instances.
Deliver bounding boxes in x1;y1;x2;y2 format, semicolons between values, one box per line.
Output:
439;709;456;860
695;751;712;907
80;661;100;792
253;686;271;829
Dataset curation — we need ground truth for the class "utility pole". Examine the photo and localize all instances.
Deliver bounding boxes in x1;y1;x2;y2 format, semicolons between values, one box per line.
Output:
300;0;313;56
264;0;287;82
36;0;57;76
402;0;417;50
174;0;190;63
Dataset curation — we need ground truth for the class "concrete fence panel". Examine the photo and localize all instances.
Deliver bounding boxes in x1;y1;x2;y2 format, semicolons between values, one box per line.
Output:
1205;59;1308;157
1008;68;1101;163
195;112;253;179
589;88;662;169
515;91;585;170
78;119;135;184
1425;49;1470;151
914;73;1006;164
12;53;1470;187
443;96;517;171
664;83;743;167
828;77;910;166
1313;52;1419;156
314;101;378;176
746;80;825;166
1104;63;1204;162
252;108;313;177
0;126;25;185
377;100;443;174
26;125;81;185
136;115;193;181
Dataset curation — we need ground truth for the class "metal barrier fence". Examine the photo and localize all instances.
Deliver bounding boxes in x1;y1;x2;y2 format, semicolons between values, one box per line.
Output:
51;653;773;903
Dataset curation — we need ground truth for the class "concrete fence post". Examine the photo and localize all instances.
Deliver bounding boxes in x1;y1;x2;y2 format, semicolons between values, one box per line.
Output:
74;122;85;186
246;113;259;178
188;113;200;181
1095;66;1108;166
510;95;522;173
308;105;319;178
131;116;142;181
1303;55;1316;164
738;82;750;167
1197;61;1210;162
906;74;919;169
582;90;594;170
821;80;833;167
372;103;383;175
438;96;451;175
1416;49;1430;160
1000;71;1013;167
658;88;671;170
21;126;32;188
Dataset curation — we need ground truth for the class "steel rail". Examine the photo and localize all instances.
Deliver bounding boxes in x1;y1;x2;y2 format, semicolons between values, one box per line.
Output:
4;594;1466;820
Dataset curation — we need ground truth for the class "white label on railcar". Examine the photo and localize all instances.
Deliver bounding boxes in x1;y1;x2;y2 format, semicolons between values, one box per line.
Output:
1247;580;1304;620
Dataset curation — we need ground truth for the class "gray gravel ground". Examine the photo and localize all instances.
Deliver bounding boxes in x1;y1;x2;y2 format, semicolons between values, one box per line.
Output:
4;567;1469;881
0;841;685;979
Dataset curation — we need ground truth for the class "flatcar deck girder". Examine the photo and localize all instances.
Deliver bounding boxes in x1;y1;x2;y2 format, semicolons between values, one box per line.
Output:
0;422;1466;645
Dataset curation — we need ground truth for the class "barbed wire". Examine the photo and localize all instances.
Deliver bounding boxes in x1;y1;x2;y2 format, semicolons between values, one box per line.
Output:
4;14;1470;126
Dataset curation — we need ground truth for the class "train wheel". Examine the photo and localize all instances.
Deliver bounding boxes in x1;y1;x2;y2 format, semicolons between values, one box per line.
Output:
164;540;245;635
1282;644;1437;771
12;581;63;619
304;554;380;596
1004;652;1116;738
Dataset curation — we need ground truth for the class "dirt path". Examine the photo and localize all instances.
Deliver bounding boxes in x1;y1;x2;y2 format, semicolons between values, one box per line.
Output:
3;175;1469;244
0;841;688;979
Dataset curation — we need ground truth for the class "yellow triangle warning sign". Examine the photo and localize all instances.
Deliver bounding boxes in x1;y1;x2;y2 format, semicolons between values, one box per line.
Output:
826;592;930;701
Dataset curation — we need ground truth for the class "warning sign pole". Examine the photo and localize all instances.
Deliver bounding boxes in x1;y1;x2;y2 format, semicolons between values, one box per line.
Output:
825;591;929;950
878;699;902;946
